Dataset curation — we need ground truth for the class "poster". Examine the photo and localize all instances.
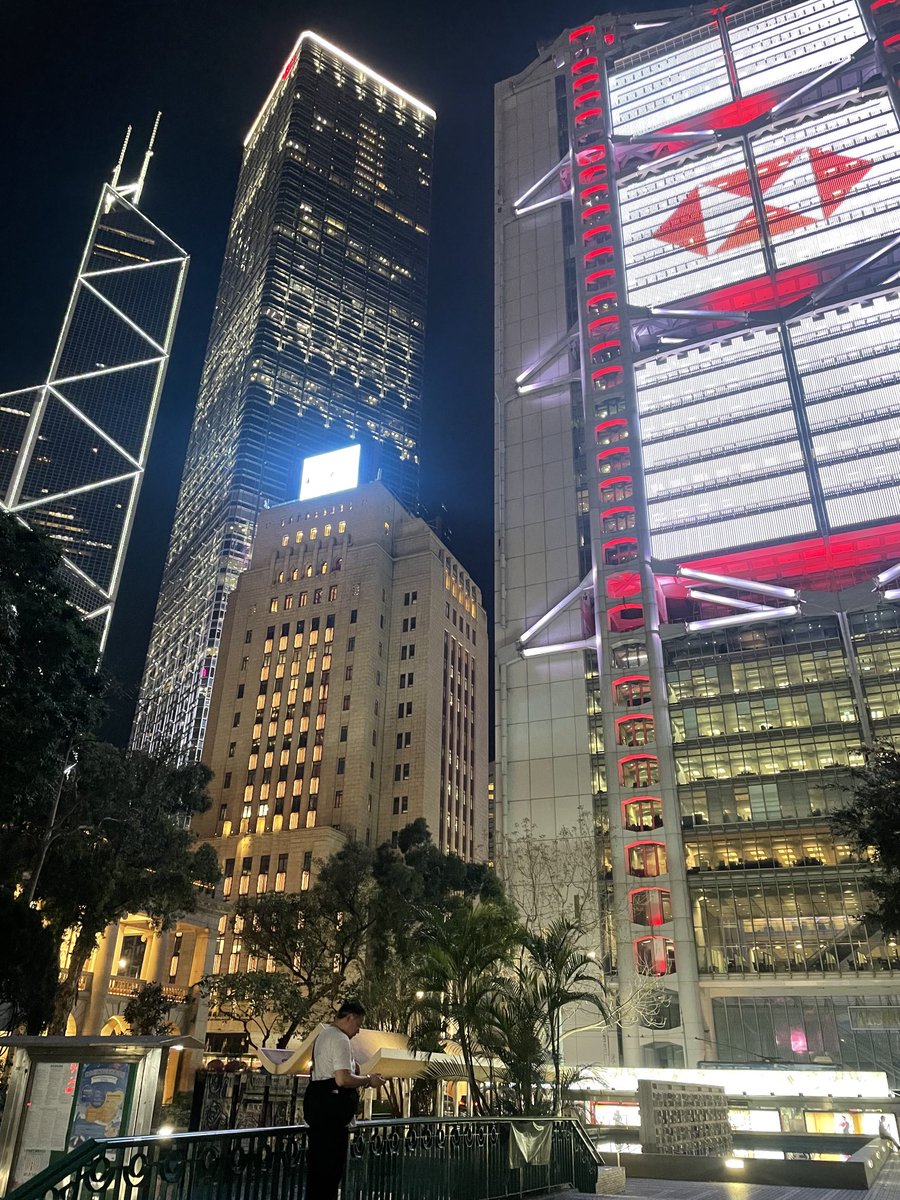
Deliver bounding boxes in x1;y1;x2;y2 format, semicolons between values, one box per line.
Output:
67;1062;133;1148
12;1061;78;1187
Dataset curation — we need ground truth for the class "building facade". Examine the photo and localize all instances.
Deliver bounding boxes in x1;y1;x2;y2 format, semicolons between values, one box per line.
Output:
194;480;488;993
495;0;900;1079
134;33;435;759
0;137;188;650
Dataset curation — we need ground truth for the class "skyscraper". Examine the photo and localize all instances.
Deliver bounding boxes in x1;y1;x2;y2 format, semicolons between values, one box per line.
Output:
0;123;188;650
134;33;435;759
193;469;488;1012
496;0;900;1079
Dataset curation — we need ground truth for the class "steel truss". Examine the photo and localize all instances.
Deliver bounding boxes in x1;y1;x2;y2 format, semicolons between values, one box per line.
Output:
0;122;188;651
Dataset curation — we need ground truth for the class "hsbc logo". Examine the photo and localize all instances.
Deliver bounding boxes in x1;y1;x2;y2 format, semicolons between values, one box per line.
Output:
653;147;873;257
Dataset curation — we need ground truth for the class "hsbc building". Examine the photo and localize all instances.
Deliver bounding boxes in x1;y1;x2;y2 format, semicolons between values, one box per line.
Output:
496;0;900;1076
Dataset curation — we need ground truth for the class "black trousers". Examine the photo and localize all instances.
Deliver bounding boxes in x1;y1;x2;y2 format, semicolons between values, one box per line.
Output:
304;1081;357;1200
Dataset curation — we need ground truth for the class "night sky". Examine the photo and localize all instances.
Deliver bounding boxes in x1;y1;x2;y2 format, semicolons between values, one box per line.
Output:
2;1;607;741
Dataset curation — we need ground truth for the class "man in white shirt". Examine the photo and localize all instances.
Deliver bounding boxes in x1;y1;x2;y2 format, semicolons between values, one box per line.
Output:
303;999;386;1200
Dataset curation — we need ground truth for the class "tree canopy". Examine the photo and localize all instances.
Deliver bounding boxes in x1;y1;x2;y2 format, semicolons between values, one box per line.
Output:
834;742;900;934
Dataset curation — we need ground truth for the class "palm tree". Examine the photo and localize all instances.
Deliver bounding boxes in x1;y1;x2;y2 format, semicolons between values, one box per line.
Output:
412;900;519;1112
525;916;610;1114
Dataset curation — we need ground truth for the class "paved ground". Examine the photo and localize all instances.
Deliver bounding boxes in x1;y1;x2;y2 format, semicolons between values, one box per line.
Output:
559;1152;900;1200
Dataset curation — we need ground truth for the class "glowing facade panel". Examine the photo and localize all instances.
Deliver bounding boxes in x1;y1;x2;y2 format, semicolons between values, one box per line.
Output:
620;146;768;308
608;25;731;135
299;444;361;500
728;0;867;96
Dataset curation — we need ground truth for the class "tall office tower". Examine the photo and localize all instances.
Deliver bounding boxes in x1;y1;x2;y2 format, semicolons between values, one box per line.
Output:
0;124;188;650
133;34;435;760
496;0;900;1080
194;464;487;1007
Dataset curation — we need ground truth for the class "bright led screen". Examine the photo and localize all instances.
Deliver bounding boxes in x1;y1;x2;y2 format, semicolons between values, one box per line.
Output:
728;0;867;98
609;25;731;136
299;444;361;500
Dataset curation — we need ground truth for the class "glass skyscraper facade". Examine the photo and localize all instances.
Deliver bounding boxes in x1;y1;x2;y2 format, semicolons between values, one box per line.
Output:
0;165;188;650
134;33;434;758
496;0;900;1081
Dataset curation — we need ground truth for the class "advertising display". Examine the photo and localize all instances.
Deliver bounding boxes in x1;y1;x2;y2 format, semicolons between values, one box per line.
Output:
298;444;361;501
12;1062;78;1187
67;1062;133;1147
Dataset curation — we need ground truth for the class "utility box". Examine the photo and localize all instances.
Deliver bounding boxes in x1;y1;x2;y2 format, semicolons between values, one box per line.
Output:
0;1035;199;1194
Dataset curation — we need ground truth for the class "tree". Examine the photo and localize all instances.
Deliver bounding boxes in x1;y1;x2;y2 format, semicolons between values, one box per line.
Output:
37;741;220;1033
411;900;521;1112
0;514;105;888
200;972;310;1050
0;891;59;1034
122;983;176;1036
524;916;610;1114
236;841;379;1031
834;743;900;933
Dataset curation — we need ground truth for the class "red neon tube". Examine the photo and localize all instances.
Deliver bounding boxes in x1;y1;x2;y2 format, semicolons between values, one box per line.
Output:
591;340;622;355
569;23;597;40
575;89;603;107
571;55;599;71
576;108;604;124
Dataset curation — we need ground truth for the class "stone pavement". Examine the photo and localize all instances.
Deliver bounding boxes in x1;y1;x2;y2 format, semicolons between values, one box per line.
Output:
558;1151;900;1200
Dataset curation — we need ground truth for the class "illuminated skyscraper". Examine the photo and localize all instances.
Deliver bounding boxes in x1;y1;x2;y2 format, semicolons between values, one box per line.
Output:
496;0;900;1079
134;34;435;758
0;122;188;650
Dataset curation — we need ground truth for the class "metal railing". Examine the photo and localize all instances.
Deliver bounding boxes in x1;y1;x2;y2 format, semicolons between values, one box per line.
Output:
6;1117;600;1200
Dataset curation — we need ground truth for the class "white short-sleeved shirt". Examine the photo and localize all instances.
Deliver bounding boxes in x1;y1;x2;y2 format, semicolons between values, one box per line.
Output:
311;1024;357;1081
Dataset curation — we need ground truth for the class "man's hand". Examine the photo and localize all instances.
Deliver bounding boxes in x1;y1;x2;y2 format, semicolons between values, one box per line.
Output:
369;1073;387;1089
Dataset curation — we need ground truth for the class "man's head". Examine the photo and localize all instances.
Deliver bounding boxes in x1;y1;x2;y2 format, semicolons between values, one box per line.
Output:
334;998;366;1037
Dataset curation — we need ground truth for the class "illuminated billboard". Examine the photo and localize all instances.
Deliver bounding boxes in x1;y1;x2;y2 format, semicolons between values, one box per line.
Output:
299;444;361;500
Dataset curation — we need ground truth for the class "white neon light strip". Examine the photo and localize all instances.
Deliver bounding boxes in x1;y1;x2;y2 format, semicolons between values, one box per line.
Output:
686;605;799;632
883;588;900;601
47;386;144;469
245;30;436;148
876;562;900;586
678;566;798;601
516;326;577;385
521;639;594;659
515;191;572;217
519;572;592;646
686;589;769;612
81;255;186;280
14;470;139;515
79;279;167;355
514;155;571;212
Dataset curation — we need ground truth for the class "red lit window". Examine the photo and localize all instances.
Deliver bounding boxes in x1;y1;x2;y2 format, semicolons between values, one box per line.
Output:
606;571;642;599
626;841;667;878
613;674;651;706
587;291;618;310
619;753;657;787
603;537;639;566
616;714;655;747
601;507;635;533
591;339;622;362
623;797;663;832
571;56;599;72
576;108;604;125
630;888;672;927
569;23;597;41
597;448;630;475
580;164;608;185
608;603;644;633
575;89;603;108
599;477;632;504
635;936;675;975
576;146;606;166
595;419;627;445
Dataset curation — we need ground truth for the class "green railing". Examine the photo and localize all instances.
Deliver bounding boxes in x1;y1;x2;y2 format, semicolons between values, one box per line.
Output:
6;1117;601;1200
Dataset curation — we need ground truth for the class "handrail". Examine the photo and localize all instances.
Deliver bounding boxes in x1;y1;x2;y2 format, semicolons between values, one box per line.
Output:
5;1117;601;1200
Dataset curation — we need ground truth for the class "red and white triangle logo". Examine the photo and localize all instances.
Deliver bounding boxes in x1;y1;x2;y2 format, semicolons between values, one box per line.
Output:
653;145;873;258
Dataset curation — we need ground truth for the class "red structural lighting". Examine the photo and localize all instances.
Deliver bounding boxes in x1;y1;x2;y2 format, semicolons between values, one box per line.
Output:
586;268;616;285
587;292;619;308
582;203;611;221
576;108;604;124
606;571;642;598
580;165;608;185
577;146;606;165
592;365;623;380
573;73;601;90
585;243;613;262
589;315;619;333
569;23;597;40
884;32;900;45
581;184;610;201
575;89;604;107
591;339;622;356
571;56;599;72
